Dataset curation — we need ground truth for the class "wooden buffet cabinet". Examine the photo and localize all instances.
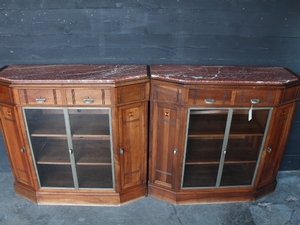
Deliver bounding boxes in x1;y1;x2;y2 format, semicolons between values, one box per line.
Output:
0;65;149;205
0;64;299;205
148;65;300;204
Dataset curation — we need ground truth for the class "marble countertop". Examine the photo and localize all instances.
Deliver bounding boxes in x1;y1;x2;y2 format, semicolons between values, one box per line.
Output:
0;65;148;84
150;65;299;85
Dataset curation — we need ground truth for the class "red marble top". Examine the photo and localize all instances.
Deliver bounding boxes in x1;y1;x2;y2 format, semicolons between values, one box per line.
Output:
0;65;148;84
150;65;299;85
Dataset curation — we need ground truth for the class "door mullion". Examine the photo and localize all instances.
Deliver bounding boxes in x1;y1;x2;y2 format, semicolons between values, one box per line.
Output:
216;108;233;187
64;108;79;189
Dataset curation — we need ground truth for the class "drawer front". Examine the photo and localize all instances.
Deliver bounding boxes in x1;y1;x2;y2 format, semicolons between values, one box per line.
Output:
0;85;13;104
281;86;300;104
18;89;63;105
188;89;233;106
151;84;183;104
117;83;149;104
66;88;112;105
235;89;276;106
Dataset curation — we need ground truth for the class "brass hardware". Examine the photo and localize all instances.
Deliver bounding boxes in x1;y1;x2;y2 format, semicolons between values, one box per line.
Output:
267;147;272;153
165;111;170;117
204;99;215;104
120;148;124;155
173;149;178;155
250;99;260;104
20;148;25;153
35;98;46;103
83;98;94;104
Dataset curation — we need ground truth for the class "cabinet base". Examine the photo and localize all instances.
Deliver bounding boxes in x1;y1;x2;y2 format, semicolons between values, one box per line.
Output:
14;182;147;206
148;182;277;204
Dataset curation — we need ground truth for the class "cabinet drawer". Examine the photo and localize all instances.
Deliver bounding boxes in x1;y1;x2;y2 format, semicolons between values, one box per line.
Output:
235;89;276;106
117;83;149;104
188;89;233;106
18;89;63;105
66;88;112;105
0;85;13;104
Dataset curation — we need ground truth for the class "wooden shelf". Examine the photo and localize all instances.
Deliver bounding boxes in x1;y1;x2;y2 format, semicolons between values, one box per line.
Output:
77;165;113;189
220;163;255;186
69;114;110;136
38;164;74;188
185;138;259;165
73;140;112;165
32;138;71;165
188;114;227;135
183;164;219;187
28;114;66;136
188;114;265;136
32;137;112;165
183;163;255;188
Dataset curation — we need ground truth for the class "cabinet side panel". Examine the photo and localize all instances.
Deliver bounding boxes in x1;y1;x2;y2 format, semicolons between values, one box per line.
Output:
152;103;179;189
119;103;147;190
0;106;33;186
258;103;296;187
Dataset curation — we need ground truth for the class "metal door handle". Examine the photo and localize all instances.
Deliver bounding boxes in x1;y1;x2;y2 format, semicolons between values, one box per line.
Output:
250;99;260;104
204;99;215;104
83;98;94;104
35;98;46;103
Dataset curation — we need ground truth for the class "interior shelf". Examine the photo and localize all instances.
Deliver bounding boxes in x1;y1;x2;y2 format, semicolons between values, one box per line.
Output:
77;165;113;189
69;114;110;136
185;138;260;165
73;140;112;165
32;138;112;165
220;163;255;186
38;164;74;188
32;138;71;165
183;164;219;187
188;114;265;136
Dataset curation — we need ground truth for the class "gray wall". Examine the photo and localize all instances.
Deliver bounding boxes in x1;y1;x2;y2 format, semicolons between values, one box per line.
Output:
0;0;300;170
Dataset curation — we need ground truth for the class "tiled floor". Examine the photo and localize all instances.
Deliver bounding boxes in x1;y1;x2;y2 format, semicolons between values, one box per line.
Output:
1;134;300;224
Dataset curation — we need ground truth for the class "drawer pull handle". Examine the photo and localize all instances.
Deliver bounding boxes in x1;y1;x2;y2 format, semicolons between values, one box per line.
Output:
204;99;215;104
83;99;94;104
35;98;46;103
20;148;25;153
267;147;272;153
250;99;260;104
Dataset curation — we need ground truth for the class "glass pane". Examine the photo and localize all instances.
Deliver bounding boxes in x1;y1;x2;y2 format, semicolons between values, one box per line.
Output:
68;109;113;189
182;110;228;188
220;109;270;186
24;108;73;188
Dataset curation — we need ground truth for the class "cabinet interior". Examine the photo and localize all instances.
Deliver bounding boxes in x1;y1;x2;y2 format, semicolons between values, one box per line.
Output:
23;107;114;189
182;108;271;188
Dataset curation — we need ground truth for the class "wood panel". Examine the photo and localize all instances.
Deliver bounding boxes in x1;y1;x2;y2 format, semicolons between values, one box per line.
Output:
118;102;147;190
0;105;33;186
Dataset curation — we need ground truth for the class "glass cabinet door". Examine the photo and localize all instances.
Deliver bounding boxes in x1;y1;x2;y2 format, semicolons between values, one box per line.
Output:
220;109;270;186
182;109;229;188
23;107;114;189
24;108;73;188
68;108;113;189
182;108;271;189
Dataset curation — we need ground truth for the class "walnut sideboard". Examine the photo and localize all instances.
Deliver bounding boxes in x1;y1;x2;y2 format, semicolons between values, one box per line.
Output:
148;65;300;204
0;65;149;205
0;64;299;205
